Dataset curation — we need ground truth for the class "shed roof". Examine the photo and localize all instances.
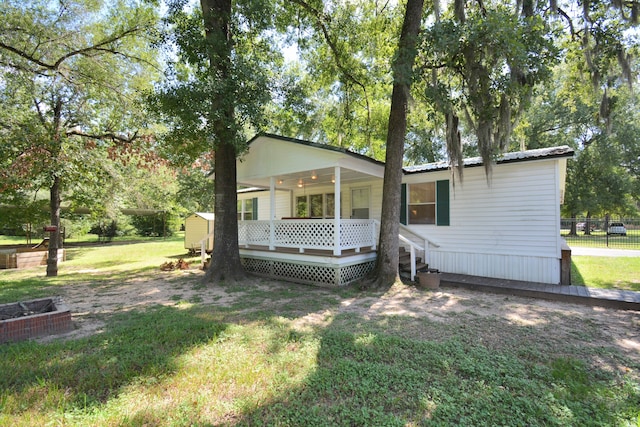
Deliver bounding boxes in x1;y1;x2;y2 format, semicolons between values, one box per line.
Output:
189;212;215;221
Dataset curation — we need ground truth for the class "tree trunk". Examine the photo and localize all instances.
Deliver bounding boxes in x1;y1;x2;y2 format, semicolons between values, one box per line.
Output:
46;175;61;277
204;141;245;282
363;0;425;290
584;211;592;235
200;0;246;283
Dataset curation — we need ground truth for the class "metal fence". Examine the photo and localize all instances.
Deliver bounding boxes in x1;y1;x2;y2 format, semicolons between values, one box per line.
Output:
561;217;640;249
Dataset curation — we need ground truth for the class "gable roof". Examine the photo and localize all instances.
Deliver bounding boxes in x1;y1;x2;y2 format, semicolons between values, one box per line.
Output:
237;134;387;189
403;145;574;174
248;133;385;167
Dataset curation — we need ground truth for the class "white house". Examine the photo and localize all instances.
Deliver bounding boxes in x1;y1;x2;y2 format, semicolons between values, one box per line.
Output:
233;133;573;287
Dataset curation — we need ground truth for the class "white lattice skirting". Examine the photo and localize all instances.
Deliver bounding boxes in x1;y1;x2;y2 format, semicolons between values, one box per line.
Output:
241;256;376;287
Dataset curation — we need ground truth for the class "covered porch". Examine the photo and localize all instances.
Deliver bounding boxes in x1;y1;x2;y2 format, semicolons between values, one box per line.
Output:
234;134;385;286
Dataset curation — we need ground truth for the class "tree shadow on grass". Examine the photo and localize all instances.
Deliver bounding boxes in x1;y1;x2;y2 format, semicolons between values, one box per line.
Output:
231;310;640;426
2;280;638;425
0;305;227;413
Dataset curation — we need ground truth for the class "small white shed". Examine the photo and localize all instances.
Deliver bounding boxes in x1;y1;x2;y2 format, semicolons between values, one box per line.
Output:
184;212;215;253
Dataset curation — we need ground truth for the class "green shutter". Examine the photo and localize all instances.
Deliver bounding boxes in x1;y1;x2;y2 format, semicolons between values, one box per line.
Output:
252;198;258;220
400;183;407;225
436;180;450;226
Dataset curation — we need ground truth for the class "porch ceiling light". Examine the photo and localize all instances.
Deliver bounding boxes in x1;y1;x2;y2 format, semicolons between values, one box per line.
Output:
311;171;317;180
297;179;304;188
278;179;283;184
331;175;335;183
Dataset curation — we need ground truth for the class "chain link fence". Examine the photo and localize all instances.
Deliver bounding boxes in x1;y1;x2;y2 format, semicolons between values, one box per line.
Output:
561;217;640;249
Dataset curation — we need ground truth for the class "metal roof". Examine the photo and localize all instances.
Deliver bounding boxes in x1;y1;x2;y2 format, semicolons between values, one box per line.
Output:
403;145;574;174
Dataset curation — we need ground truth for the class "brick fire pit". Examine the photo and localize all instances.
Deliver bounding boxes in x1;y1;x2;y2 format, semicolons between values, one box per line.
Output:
0;297;73;343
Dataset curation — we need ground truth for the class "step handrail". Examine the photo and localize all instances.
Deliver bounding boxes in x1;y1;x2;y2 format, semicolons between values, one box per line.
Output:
398;234;422;281
399;223;440;281
373;220;433;281
198;231;215;267
399;223;440;248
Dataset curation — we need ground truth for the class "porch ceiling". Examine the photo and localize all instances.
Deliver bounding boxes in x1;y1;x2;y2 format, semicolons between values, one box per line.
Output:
238;167;381;190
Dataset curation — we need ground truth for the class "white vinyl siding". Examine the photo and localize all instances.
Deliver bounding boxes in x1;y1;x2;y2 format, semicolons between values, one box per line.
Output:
402;160;563;284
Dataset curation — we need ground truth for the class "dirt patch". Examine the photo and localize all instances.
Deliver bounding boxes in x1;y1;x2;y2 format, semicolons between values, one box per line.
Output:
46;269;640;374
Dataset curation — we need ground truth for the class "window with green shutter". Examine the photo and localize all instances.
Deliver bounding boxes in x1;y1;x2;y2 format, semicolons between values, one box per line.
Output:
237;198;258;220
402;180;450;226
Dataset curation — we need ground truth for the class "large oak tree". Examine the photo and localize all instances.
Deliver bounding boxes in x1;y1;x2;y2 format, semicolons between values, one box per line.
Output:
154;0;276;282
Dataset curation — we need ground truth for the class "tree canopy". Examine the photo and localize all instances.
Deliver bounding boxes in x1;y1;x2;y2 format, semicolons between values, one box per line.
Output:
0;0;160;275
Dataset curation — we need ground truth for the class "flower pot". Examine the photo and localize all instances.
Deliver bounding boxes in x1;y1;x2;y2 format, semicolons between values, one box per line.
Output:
417;271;440;290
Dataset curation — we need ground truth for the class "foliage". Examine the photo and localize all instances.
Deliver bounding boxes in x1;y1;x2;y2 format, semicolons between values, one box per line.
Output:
0;199;49;237
519;47;640;217
175;169;215;214
267;0;403;160
152;0;277;164
129;212;179;237
0;0;162;275
0;0;160;194
417;2;560;178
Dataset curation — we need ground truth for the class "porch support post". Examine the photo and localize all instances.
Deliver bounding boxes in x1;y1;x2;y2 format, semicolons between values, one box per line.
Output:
269;177;276;250
333;166;341;256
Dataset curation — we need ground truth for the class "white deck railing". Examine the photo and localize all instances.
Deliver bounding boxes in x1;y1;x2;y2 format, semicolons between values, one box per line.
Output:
238;219;377;254
201;219;439;280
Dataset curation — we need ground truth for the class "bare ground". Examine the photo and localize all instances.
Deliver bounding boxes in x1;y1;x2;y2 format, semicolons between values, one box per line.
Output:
46;267;640;378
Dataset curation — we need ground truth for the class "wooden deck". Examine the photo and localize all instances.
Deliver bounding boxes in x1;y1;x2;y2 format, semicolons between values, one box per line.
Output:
441;273;640;311
240;245;376;258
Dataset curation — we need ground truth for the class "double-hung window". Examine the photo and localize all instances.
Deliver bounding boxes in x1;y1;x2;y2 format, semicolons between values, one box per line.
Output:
401;180;450;226
237;198;257;220
409;183;436;224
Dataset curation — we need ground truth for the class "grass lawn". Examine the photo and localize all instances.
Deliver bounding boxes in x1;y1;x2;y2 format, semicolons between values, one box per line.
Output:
572;256;640;291
562;229;640;250
0;239;639;426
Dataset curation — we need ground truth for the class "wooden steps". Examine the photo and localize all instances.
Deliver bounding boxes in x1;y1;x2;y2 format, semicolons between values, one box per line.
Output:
398;247;426;279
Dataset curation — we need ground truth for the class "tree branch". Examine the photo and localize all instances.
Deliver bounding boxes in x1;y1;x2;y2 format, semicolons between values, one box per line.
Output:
290;0;372;146
0;25;147;72
66;129;140;144
556;7;576;39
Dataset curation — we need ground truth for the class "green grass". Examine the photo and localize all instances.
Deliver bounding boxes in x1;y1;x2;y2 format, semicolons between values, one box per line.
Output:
562;229;640;250
0;233;170;246
0;235;31;245
0;235;196;303
0;239;639;426
571;256;640;291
